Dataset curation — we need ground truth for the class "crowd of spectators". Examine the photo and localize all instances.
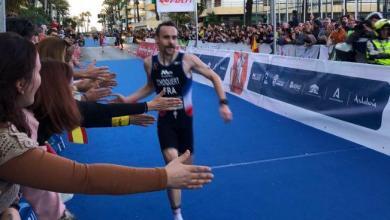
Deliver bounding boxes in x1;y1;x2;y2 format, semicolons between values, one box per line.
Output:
126;11;387;65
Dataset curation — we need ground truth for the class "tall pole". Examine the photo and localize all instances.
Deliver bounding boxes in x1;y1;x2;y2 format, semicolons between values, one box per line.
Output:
331;0;333;18
278;0;281;23
267;0;270;24
125;5;128;31
194;0;198;47
243;0;246;25
310;0;313;17
272;0;277;54
377;0;380;13
325;0;328;17
44;0;48;14
0;0;5;32
355;0;358;19
286;0;288;22
319;0;322;18
303;0;306;21
256;0;259;24
343;0;346;15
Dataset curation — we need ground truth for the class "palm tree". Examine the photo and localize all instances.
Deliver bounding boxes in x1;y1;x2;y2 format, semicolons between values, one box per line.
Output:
71;16;80;32
79;12;86;32
52;0;70;23
84;11;92;32
103;0;122;28
98;11;107;31
135;0;140;22
154;0;160;20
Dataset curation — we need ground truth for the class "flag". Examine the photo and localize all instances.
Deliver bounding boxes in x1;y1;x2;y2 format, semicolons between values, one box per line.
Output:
251;36;259;53
112;115;131;127
68;127;88;144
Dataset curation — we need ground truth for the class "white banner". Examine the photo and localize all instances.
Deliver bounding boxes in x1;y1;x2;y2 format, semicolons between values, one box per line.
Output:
187;47;390;156
126;37;134;44
157;0;195;13
187;40;252;52
145;38;156;43
187;42;330;60
105;37;116;45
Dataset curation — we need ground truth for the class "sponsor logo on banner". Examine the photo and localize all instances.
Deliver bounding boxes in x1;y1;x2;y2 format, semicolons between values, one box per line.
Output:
325;87;349;104
303;83;323;99
230;52;249;95
263;72;270;85
288;81;303;93
353;95;377;108
247;62;266;94
308;84;319;95
246;61;390;130
271;74;286;87
193;53;230;80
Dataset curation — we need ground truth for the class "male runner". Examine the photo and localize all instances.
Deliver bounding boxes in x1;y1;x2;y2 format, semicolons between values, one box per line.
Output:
122;21;232;220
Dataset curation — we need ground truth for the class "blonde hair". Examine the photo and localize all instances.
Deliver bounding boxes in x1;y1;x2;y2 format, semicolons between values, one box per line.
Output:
36;37;69;62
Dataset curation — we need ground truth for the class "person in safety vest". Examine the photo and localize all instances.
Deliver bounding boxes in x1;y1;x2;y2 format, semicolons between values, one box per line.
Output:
366;19;390;65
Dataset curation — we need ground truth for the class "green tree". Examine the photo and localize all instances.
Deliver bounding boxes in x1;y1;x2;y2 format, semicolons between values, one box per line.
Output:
52;0;70;23
168;12;192;27
63;16;77;29
204;12;219;26
84;11;92;32
5;0;28;15
19;5;50;25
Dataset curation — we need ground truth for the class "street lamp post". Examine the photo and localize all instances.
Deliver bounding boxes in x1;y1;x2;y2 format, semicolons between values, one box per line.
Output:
125;5;128;31
0;0;5;32
243;0;246;26
135;0;140;23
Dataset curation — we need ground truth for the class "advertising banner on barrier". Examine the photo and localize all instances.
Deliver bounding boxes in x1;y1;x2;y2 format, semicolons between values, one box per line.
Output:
187;47;390;156
105;37;116;46
246;61;390;130
190;49;231;81
136;42;158;59
230;52;249;95
157;0;194;13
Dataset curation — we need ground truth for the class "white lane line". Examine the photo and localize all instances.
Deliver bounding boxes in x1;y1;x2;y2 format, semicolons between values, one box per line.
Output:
210;147;365;170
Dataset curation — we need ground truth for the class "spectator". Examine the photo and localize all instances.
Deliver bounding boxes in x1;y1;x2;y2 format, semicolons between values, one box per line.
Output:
328;23;347;45
366;19;390;65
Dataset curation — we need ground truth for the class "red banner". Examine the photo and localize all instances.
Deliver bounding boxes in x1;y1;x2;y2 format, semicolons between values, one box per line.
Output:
229;52;249;95
135;42;185;59
136;42;158;59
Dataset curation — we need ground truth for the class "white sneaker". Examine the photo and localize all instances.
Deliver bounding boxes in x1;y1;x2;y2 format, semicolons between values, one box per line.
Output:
173;213;183;220
60;193;74;203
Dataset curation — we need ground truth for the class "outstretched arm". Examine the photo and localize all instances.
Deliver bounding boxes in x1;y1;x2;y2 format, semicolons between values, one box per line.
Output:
124;57;155;103
188;54;233;122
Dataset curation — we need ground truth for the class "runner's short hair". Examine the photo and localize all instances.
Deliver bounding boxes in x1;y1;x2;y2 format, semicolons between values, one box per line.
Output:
156;21;177;36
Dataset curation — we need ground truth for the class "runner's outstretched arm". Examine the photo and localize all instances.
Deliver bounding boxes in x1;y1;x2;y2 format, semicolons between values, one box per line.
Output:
187;54;233;122
124;57;154;103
